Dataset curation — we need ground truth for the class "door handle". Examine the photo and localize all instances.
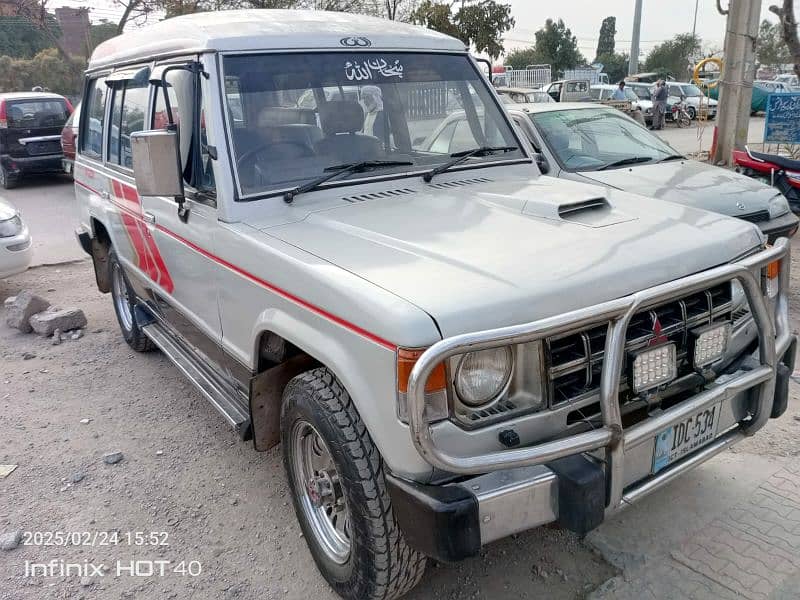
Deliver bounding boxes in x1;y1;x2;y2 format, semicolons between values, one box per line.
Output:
142;212;156;225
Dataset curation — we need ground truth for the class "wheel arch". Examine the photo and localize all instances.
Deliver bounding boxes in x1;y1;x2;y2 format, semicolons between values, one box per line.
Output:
89;216;112;293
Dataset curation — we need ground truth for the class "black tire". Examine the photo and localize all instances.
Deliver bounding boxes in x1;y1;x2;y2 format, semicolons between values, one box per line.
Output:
0;165;19;189
108;249;155;352
282;368;427;600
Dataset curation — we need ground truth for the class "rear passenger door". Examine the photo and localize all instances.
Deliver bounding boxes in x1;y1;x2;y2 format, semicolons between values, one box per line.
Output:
136;60;226;366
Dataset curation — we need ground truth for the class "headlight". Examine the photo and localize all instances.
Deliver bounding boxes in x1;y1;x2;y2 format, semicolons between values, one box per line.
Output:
0;215;23;238
731;279;747;311
454;347;513;408
768;194;790;218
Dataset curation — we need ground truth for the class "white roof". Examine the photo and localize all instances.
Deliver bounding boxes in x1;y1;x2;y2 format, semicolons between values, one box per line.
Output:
506;102;612;115
89;10;465;70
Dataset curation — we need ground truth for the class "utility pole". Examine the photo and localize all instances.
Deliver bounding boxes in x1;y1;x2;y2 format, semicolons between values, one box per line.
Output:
692;0;700;38
628;0;643;75
712;0;762;165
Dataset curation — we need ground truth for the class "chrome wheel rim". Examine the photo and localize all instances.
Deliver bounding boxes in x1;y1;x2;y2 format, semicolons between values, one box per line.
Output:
291;420;351;564
112;263;133;332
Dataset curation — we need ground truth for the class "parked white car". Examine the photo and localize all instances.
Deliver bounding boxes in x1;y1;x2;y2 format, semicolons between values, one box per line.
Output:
0;196;32;278
589;83;651;124
74;10;796;600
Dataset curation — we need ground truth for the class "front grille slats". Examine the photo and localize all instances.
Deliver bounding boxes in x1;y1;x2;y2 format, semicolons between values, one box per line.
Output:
546;282;737;408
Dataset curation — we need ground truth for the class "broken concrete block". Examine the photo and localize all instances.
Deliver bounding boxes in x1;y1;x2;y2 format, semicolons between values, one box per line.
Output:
4;291;50;333
29;308;87;337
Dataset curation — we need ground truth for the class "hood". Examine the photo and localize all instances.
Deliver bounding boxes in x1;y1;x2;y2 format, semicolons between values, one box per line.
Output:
0;197;18;221
578;159;784;220
262;175;761;337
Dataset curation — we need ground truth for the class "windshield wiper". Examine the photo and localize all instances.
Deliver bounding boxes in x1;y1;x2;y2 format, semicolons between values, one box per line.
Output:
422;146;518;183
656;154;685;163
283;160;413;203
596;156;654;170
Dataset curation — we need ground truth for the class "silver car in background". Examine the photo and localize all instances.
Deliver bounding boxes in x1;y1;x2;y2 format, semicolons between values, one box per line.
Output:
0;196;32;278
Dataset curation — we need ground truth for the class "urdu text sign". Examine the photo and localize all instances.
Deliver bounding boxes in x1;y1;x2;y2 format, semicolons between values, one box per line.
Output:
764;93;800;144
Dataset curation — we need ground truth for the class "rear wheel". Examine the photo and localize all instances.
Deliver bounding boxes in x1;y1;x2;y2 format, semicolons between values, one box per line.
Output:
0;165;19;189
109;249;154;352
677;112;692;128
282;368;426;600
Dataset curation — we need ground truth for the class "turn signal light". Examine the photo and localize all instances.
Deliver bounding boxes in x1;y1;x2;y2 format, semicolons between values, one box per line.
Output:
766;260;780;298
397;348;446;393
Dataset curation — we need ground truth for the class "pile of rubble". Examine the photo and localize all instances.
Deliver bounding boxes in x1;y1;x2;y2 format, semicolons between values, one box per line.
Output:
4;290;87;344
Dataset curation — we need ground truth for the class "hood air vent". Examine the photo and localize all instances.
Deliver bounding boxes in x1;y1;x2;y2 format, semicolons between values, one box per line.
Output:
428;177;493;190
557;198;610;218
342;188;416;203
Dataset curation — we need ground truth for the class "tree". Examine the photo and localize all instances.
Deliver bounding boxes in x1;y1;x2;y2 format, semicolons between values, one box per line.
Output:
0;0;71;61
532;18;585;75
88;20;118;54
596;51;629;84
769;0;800;78
595;16;616;60
0;16;58;59
411;0;514;59
643;33;701;78
758;19;791;67
504;46;543;70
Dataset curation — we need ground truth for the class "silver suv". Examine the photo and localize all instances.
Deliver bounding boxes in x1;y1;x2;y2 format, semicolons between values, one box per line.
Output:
73;10;796;600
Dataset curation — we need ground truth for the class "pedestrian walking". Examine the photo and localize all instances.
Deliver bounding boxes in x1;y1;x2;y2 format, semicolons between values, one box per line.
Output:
651;80;668;130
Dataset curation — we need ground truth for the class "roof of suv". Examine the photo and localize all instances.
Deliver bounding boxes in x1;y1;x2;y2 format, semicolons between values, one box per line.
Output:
89;9;465;70
0;91;67;101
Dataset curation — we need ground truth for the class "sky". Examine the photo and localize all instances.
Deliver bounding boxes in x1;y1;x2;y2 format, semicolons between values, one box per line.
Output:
55;0;797;61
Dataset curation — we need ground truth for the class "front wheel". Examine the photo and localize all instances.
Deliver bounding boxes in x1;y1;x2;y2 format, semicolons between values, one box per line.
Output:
282;368;426;600
677;112;692;128
687;106;697;120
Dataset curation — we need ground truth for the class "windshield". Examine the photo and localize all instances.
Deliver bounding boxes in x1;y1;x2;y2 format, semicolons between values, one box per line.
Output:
223;52;525;197
6;99;69;129
681;84;704;97
531;107;677;172
629;86;651;100
623;88;639;101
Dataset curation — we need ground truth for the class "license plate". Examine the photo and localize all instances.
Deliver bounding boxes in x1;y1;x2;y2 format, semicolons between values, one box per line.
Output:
652;403;721;473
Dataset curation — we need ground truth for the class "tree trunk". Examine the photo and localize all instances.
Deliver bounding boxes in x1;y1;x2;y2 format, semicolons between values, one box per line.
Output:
769;0;800;78
117;1;138;35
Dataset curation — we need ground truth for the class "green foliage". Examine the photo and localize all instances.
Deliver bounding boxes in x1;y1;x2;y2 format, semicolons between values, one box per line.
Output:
532;18;584;75
0;49;83;96
596;51;628;84
757;19;791;67
595;16;616;60
89;20;118;54
0;15;61;60
411;0;514;59
504;46;542;70
643;33;701;78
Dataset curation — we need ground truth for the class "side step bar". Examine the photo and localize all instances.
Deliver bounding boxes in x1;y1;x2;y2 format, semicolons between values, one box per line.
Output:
142;320;251;438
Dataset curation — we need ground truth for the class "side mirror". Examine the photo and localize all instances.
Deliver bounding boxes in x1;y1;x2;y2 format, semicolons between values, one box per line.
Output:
533;152;549;174
131;130;183;198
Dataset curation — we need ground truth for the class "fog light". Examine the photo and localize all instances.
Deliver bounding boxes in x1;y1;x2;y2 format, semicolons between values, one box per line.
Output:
631;343;677;393
691;323;730;368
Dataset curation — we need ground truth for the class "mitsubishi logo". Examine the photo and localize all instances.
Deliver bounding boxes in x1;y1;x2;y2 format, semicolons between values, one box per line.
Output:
340;36;372;47
649;315;669;346
736;201;746;211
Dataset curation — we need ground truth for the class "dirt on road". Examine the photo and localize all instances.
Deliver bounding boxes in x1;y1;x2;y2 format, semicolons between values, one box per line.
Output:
0;260;616;599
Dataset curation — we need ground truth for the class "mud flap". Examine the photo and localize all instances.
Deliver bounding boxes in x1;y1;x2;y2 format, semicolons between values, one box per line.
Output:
249;355;319;451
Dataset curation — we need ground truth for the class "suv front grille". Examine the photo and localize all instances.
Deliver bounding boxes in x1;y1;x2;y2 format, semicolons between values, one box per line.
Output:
546;283;734;406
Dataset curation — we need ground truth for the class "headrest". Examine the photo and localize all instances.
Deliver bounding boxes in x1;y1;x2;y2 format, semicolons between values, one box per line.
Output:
318;101;364;136
257;107;304;128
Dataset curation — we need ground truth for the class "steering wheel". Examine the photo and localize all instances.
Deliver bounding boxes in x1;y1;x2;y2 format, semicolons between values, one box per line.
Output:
236;141;314;172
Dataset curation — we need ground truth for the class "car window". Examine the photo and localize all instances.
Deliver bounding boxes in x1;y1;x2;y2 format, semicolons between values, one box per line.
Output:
531;107;677;172
588;88;602;100
108;79;149;169
566;81;588;93
5;99;69;129
81;78;107;159
222;52;523;197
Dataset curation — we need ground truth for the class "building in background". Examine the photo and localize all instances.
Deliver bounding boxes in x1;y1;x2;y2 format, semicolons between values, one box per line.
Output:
55;6;89;58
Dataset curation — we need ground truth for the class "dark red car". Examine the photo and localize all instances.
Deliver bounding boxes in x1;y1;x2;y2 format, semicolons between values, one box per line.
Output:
60;101;80;179
0;91;73;188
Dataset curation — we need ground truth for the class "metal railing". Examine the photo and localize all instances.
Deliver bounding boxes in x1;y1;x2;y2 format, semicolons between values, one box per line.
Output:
406;239;791;509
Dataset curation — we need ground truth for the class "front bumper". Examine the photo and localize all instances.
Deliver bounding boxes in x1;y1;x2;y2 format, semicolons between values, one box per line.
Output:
395;240;793;561
760;211;800;244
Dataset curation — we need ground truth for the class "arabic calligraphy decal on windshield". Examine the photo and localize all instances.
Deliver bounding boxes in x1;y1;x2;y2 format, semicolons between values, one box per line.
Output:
344;58;405;82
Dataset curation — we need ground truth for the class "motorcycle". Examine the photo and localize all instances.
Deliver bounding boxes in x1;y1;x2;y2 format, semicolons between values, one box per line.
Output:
670;99;692;128
733;146;800;213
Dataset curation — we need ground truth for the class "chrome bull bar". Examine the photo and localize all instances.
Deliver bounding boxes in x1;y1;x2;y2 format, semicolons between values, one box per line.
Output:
407;239;791;509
